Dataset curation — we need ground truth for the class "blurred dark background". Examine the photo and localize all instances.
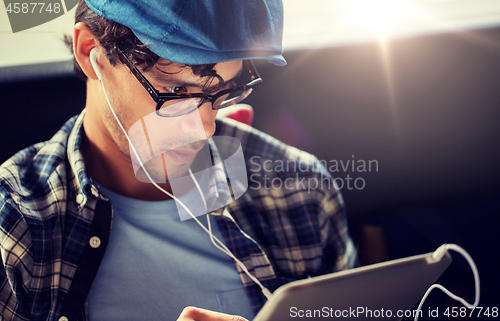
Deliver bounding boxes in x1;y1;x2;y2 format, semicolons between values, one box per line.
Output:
246;27;500;319
1;26;499;319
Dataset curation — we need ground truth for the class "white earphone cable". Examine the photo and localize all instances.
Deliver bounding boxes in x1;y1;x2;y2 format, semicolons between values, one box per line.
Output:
414;244;480;321
96;54;481;307
98;76;272;300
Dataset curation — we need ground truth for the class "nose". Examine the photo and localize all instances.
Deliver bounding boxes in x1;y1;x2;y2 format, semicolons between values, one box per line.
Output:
179;100;217;139
199;100;218;137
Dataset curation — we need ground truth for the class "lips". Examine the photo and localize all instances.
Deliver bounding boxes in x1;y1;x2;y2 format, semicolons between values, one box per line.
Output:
160;140;207;165
165;148;199;164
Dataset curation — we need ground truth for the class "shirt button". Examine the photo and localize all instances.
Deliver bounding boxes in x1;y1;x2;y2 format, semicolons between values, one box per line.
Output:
89;236;101;248
59;316;68;321
76;193;85;205
90;185;99;198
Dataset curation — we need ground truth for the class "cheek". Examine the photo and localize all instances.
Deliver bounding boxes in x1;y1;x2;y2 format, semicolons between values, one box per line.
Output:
108;78;157;132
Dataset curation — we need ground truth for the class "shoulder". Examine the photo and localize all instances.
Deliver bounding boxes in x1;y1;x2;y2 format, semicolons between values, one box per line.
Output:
215;119;354;277
215;117;337;198
215;118;324;175
215;117;344;233
0;115;78;224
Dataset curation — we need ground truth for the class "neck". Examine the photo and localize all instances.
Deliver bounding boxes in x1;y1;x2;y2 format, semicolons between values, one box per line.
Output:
81;105;174;201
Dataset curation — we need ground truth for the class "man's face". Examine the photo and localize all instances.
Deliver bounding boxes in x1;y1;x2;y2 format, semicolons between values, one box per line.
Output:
93;54;243;183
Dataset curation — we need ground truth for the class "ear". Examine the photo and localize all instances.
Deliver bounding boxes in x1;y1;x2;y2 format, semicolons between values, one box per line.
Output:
74;22;101;80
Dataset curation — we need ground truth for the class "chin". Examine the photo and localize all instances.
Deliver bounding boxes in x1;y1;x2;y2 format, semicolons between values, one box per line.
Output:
133;155;192;184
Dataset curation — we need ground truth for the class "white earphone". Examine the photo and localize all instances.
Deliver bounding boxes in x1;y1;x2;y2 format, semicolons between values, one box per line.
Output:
90;47;273;300
90;48;103;80
87;45;482;313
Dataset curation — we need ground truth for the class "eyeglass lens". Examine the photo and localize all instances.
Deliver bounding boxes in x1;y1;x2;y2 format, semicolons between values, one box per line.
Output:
157;87;254;117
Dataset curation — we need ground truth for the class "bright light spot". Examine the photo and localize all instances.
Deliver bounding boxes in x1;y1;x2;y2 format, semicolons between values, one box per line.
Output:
282;0;500;51
343;0;421;35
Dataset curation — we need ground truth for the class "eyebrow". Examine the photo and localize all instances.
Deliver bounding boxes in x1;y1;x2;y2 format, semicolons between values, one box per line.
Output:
150;66;244;90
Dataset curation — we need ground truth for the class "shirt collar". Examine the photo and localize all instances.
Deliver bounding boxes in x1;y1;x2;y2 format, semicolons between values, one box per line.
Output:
67;109;102;207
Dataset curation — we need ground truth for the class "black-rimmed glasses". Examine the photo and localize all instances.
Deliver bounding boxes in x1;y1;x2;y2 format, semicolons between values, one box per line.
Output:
120;52;262;117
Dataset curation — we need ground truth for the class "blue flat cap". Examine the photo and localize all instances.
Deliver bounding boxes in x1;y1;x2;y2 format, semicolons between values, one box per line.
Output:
85;0;286;66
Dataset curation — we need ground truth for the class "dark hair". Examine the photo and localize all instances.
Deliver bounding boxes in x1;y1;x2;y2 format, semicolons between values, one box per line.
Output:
64;0;222;89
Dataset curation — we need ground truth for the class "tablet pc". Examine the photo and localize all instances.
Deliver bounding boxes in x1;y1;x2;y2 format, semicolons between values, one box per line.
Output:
253;250;452;321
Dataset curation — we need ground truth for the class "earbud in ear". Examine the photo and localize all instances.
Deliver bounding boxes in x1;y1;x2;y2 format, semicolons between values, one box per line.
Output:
90;48;103;80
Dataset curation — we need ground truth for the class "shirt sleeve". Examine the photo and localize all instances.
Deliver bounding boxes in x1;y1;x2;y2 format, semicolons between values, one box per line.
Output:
0;194;32;321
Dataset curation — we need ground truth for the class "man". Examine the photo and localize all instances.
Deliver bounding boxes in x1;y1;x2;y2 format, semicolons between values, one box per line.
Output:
0;0;357;320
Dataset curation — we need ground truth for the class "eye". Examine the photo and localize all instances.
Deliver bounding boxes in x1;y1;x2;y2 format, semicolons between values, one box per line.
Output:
164;86;188;94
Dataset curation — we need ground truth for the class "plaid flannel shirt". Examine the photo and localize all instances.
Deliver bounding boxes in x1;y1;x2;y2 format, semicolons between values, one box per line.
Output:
0;111;357;321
